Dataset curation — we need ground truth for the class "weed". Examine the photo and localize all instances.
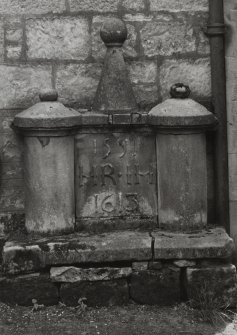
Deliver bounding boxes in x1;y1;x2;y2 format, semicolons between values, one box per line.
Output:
188;281;236;326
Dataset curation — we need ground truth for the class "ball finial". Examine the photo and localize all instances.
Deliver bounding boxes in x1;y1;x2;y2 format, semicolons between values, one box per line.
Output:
100;18;127;47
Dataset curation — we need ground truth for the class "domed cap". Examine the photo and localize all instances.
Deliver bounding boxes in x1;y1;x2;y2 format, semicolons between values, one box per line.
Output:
14;89;81;130
148;83;217;129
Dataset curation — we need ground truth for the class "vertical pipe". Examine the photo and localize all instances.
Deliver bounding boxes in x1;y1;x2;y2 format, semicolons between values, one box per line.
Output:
207;0;230;232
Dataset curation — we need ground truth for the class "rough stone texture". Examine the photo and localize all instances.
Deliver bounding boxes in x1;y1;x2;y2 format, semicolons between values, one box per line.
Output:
0;132;23;162
0;23;4;61
26;18;90;60
173;260;196;268
132;262;148;271
0;161;23;180
0;0;66;14
3;231;152;274
140;14;196;57
56;63;102;108
133;84;159;110
148;261;162;270
230;201;237;260
229;153;237;201
60;279;129;307
121;0;145;11
159;58;211;100
0;180;24;211
130;269;180;305
23;136;75;235
0;213;25;237
186;265;237;308
150;0;208;12
50;266;132;282
6;46;22;60
128;61;157;84
0;65;52;109
152;228;235;260
69;0;120;12
0;273;58;306
92;16;137;61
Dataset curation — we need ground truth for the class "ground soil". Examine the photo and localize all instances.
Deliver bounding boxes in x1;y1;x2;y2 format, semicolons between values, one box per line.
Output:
0;302;236;335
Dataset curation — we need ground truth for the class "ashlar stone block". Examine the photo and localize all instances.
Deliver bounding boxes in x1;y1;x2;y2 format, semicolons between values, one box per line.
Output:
26;17;90;60
51;266;132;282
130;268;181;305
60;279;129;307
0;273;58;306
0;64;52;109
0;0;66;14
140;14;196;57
69;0;119;12
150;0;208;12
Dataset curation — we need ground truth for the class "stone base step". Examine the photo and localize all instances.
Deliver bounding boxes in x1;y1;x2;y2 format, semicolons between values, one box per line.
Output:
0;227;236;307
2;227;234;275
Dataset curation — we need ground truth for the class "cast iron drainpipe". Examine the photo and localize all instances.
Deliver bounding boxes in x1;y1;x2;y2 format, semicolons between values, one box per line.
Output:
206;0;230;233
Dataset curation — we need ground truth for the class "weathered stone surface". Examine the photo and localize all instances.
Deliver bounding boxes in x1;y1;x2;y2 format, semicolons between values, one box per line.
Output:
0;22;4;61
128;61;157;84
26;17;90;60
230;201;237;260
150;0;208;12
0;65;52;109
92;16;137;61
148;261;162;270
3;231;152;274
6;46;22;60
132;262;148;271
140;14;196;57
0;0;66;14
6;28;23;42
61;279;129;307
133;84;159;111
69;0;119;12
186;265;237;308
56;64;102;108
121;0;145;11
152;228;235;260
159;58;211;100
173;260;196;268
0;132;23;162
0;273;58;306
130;269;180;305
51;266;132;282
23;136;75;235
0;213;25;237
229;153;237;201
0;179;24;211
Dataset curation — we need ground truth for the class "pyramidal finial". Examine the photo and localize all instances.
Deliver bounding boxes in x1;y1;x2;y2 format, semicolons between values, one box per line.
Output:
93;18;138;114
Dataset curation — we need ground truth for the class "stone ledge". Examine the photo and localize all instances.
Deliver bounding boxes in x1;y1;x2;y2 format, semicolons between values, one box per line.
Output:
3;231;152;275
2;228;234;275
152;227;234;259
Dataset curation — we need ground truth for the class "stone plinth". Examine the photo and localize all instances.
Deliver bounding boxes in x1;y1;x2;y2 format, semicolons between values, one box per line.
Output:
13;90;80;235
148;83;217;231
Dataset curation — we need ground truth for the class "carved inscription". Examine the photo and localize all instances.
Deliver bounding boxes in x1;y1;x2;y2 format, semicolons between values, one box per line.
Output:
76;133;157;219
91;192;139;214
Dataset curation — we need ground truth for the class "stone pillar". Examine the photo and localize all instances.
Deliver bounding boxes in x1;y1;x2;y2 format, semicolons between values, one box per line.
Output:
13;90;81;235
149;84;217;231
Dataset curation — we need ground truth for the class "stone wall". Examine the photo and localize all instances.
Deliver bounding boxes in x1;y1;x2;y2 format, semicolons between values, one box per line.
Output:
0;0;211;233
